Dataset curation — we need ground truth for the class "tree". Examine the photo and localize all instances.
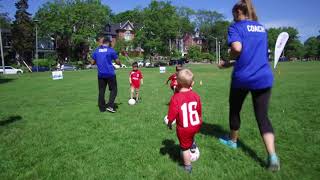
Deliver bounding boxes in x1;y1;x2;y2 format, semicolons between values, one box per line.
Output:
267;27;303;60
0;13;11;29
111;8;143;25
34;0;112;63
134;1;181;56
304;37;320;60
11;0;34;65
0;0;11;28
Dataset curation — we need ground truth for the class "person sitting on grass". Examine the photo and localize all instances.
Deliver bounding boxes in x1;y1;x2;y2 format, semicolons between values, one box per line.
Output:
166;68;203;173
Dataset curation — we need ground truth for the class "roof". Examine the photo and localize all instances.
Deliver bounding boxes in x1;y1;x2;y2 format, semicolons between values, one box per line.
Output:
103;20;134;36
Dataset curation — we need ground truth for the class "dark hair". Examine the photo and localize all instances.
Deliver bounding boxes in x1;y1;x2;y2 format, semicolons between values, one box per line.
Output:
132;62;138;67
232;0;258;21
96;35;111;44
176;64;183;72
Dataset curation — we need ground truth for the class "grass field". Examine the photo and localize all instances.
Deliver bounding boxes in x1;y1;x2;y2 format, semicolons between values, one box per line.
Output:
1;62;319;179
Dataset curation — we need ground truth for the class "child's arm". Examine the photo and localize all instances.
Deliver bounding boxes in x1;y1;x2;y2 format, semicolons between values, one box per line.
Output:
167;98;178;129
129;73;132;85
141;78;143;85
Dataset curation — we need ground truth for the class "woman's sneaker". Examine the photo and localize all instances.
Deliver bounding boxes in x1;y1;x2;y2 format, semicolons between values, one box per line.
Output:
219;136;238;149
268;154;280;172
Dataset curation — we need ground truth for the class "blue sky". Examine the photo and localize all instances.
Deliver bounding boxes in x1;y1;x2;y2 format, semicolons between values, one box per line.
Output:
1;0;319;42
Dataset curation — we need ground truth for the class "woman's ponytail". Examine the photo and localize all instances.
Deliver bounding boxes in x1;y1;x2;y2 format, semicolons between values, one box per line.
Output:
242;0;258;21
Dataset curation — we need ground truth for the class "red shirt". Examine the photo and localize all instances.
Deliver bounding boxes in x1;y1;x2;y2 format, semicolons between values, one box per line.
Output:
130;70;143;89
167;90;202;130
168;73;178;88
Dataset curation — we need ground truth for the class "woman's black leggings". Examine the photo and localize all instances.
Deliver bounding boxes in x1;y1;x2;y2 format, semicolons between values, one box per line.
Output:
229;87;274;135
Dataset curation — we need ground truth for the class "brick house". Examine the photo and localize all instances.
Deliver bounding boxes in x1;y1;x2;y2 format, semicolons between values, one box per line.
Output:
170;28;205;56
103;20;135;47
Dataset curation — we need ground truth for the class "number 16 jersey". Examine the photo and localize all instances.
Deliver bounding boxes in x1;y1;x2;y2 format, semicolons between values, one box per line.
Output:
167;90;203;130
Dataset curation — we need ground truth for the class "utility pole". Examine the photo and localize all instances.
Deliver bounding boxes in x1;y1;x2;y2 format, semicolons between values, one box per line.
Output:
218;41;221;64
34;20;39;72
0;28;5;75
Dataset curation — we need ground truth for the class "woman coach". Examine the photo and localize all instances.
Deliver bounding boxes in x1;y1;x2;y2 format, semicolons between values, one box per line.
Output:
217;0;280;171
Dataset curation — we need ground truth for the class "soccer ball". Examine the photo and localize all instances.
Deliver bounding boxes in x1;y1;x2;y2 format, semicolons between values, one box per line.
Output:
128;98;136;105
163;115;176;125
190;147;200;162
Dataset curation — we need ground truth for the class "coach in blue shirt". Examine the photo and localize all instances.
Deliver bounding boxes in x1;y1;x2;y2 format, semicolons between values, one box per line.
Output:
217;0;280;172
91;35;121;113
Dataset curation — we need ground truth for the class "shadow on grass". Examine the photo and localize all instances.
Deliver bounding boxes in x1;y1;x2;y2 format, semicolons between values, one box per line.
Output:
0;115;22;126
159;139;183;166
0;78;15;84
200;122;266;167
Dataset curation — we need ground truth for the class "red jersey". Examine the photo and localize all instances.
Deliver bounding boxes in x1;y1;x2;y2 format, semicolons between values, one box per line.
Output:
167;90;202;149
130;70;143;89
168;73;178;88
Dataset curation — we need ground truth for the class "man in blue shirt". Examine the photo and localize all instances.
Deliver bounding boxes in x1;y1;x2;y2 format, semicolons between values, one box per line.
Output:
91;35;121;113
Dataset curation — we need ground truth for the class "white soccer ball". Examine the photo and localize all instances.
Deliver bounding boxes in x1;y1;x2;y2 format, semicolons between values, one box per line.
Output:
190;147;200;162
163;115;176;125
128;98;136;105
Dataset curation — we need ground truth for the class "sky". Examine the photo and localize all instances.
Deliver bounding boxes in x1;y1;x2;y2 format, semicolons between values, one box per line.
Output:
1;0;319;42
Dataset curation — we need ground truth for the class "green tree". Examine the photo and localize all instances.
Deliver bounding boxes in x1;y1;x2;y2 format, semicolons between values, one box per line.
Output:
267;27;303;60
0;13;11;29
134;1;181;56
304;37;320;60
11;0;34;65
34;0;111;63
111;8;143;25
187;45;201;61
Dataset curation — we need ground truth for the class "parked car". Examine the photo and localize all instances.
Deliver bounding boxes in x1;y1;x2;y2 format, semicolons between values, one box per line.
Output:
31;66;50;72
0;66;23;74
154;62;168;67
137;60;144;67
85;64;97;69
112;63;127;69
61;64;77;71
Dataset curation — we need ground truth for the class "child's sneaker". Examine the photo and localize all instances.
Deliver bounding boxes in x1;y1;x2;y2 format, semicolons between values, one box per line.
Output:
268;154;280;172
183;165;192;173
219;136;237;149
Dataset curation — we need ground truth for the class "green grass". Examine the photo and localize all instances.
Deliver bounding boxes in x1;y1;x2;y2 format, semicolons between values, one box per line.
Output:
0;62;319;179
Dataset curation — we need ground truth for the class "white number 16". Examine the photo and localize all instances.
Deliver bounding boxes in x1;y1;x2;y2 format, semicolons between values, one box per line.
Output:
181;102;200;128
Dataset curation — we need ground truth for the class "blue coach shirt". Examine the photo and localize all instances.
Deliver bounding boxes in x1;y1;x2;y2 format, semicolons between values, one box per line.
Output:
92;45;118;78
228;20;273;90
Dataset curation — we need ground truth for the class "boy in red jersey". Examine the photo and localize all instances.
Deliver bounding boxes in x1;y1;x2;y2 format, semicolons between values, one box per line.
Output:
166;64;182;92
129;62;143;102
166;68;203;173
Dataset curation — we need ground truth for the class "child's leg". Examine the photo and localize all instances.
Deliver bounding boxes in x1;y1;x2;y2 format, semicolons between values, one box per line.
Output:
130;86;134;99
182;149;191;166
135;89;140;101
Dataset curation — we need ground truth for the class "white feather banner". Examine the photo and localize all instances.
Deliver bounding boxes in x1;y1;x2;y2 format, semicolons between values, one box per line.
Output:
274;32;289;69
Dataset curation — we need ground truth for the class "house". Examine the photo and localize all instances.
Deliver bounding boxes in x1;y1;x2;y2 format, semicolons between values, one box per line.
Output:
170;28;205;56
103;20;135;47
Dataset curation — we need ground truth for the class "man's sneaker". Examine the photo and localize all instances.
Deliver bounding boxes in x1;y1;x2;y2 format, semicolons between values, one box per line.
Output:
106;107;116;113
219;136;238;149
268;154;280;172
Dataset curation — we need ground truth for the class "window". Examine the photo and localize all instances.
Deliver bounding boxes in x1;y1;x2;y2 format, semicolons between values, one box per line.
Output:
124;31;132;41
5;67;12;69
